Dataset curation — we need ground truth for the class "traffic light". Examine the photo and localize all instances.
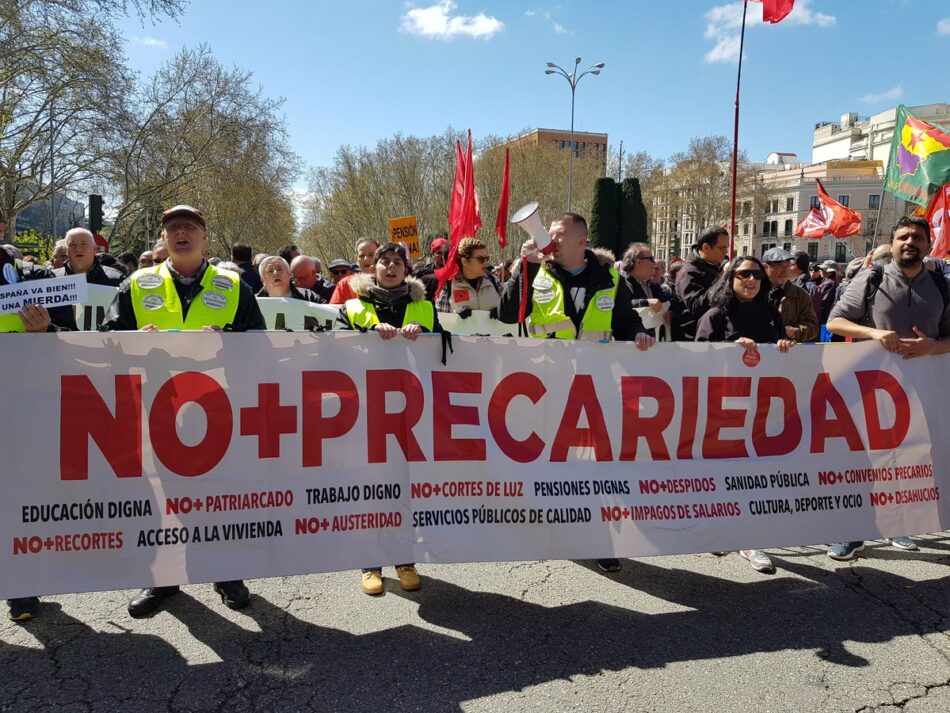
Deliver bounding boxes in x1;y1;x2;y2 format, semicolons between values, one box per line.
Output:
88;194;103;233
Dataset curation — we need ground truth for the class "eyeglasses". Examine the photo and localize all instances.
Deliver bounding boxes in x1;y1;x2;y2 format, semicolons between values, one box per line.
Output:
765;261;789;268
465;255;490;263
735;269;764;281
330;269;349;276
637;255;656;262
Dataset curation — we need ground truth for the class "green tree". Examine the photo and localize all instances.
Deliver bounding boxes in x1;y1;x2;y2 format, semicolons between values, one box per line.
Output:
589;177;619;258
619;177;648;250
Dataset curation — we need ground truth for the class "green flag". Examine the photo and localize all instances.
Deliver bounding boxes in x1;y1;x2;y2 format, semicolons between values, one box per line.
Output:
885;105;950;207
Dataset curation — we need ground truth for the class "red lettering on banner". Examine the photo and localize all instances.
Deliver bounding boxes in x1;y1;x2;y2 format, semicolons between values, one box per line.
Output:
240;383;297;458
752;377;801;457
702;377;751;459
366;369;425;463
432;372;486;461
809;372;864;453
487;372;546;463
60;375;142;480
619;376;673;461
301;371;359;467
855;370;910;449
677;376;699;460
550;375;613;462
149;372;232;477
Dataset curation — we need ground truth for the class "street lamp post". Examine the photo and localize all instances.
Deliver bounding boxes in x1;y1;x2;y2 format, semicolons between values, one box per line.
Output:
545;57;604;211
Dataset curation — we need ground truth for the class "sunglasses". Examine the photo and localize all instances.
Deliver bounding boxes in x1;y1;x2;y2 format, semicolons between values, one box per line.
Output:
465;255;490;263
330;269;349;276
637;255;656;262
735;269;764;281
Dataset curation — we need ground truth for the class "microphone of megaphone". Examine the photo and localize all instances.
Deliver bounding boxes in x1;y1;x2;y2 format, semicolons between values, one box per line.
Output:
510;202;555;255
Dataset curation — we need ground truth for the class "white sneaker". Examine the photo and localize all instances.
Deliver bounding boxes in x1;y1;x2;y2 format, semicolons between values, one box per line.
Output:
888;536;918;551
740;549;774;572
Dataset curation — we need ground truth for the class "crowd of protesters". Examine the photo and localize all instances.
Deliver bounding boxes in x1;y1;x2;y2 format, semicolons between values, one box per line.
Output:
2;205;948;622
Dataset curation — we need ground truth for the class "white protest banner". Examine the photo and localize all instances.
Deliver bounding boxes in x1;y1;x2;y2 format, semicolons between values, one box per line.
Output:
636;306;670;342
439;310;516;336
256;296;339;331
74;284;118;331
1;333;948;598
0;274;86;315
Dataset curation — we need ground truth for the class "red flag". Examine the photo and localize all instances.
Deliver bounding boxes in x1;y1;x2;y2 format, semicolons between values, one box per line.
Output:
816;178;862;237
495;148;511;248
794;206;829;238
927;182;950;257
448;140;465;238
751;0;794;23
438;130;479;293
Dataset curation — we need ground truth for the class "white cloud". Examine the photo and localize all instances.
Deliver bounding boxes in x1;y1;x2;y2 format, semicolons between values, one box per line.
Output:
860;85;903;105
131;35;168;49
524;7;571;35
703;0;835;64
400;1;503;40
938;18;950;36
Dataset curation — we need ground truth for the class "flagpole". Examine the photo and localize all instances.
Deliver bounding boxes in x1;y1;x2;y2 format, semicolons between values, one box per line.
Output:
728;0;749;260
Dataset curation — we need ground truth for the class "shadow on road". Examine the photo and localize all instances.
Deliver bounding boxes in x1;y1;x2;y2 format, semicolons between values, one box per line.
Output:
1;554;948;712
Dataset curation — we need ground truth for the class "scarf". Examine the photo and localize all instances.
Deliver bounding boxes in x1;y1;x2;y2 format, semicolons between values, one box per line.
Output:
367;280;409;307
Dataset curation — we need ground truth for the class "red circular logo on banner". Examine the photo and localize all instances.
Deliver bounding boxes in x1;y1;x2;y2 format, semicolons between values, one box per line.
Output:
742;349;761;368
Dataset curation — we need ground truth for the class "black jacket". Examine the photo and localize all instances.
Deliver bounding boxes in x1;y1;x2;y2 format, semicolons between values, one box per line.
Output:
498;248;646;341
235;260;264;294
674;251;722;341
694;301;783;344
100;261;265;331
54;258;124;287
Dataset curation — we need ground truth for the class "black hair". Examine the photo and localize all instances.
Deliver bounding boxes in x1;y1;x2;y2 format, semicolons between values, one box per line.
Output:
278;244;299;263
792;250;810;273
891;215;931;242
373;242;409;271
706;255;769;310
697;226;729;250
231;243;252;262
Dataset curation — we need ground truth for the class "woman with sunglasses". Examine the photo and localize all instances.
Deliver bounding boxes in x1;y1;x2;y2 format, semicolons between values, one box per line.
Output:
435;237;501;315
695;255;793;574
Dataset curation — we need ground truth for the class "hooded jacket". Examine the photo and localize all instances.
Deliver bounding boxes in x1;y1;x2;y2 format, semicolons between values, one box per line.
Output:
498;247;646;341
336;274;442;332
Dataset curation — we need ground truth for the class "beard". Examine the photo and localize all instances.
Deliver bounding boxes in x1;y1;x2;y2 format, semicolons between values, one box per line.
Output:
897;248;922;268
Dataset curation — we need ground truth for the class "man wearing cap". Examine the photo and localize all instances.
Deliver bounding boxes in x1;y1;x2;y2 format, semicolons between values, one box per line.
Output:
815;260;839;325
762;247;819;343
410;237;448;302
499;212;654;574
53;228;124;287
0;246;77;622
100;204;264;617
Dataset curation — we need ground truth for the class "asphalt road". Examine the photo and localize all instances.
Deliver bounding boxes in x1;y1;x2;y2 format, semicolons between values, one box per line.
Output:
2;536;949;713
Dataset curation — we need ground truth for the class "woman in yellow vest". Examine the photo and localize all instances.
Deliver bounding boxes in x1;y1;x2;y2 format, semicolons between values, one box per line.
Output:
337;242;441;596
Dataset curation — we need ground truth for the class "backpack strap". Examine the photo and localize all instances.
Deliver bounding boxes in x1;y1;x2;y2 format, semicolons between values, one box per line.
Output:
929;269;949;309
862;265;884;324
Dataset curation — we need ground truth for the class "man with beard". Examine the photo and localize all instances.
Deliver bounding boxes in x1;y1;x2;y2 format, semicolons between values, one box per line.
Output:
825;216;950;560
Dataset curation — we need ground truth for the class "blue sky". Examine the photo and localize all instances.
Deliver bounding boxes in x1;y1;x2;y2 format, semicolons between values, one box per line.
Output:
119;0;950;176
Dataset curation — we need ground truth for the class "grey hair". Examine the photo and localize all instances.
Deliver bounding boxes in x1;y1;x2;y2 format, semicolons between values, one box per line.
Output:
620;243;652;273
258;255;290;276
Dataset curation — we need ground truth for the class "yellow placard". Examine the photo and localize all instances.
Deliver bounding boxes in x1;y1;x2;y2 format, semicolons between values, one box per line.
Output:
388;215;421;260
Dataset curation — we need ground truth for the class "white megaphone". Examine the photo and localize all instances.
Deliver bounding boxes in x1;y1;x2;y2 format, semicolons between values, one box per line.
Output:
510;202;556;255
